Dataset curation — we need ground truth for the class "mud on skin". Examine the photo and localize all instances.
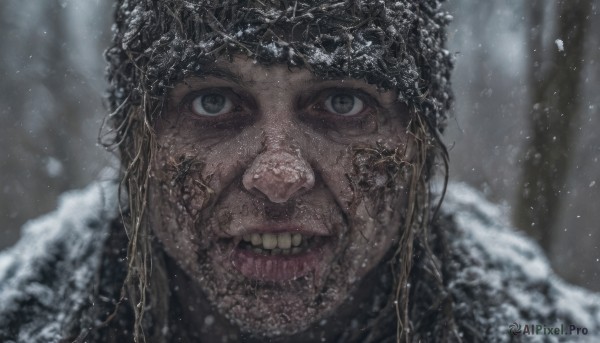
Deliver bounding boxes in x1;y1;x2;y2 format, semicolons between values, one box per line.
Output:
147;58;414;339
151;147;409;338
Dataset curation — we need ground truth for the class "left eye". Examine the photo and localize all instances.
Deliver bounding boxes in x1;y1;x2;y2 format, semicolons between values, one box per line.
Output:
324;94;364;116
191;93;233;116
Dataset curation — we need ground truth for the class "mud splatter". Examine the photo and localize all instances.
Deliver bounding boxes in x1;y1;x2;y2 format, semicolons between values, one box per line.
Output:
164;154;215;222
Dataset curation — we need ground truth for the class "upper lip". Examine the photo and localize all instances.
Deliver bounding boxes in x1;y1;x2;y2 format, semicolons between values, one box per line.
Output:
241;224;326;236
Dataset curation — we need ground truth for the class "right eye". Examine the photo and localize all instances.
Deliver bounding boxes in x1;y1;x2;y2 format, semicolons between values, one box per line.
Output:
190;93;233;116
324;93;364;116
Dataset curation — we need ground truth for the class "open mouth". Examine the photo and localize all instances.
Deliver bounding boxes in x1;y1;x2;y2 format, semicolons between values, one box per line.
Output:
230;231;331;282
238;232;322;255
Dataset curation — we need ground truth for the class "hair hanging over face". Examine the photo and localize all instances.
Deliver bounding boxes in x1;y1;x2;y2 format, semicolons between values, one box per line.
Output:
102;1;453;342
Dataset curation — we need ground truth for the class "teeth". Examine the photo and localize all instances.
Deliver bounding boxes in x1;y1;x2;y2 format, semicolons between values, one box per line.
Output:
251;234;262;246
292;233;302;247
242;232;311;252
262;233;278;249
277;233;291;249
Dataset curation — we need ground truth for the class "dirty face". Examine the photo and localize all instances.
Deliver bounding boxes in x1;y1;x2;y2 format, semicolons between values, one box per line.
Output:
148;56;414;336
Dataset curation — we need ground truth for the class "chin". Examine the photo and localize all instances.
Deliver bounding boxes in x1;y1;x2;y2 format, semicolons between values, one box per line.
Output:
189;233;352;337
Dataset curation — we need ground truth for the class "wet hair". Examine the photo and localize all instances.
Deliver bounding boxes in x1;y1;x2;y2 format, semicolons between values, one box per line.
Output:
102;0;454;342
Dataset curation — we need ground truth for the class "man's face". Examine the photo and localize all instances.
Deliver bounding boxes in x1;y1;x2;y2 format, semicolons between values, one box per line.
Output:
149;56;413;335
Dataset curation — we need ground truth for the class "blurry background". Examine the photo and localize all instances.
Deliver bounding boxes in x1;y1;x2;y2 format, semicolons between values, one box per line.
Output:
0;0;598;291
0;0;113;249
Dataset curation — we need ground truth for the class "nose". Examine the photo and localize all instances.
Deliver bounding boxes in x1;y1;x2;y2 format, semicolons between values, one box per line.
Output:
242;149;315;203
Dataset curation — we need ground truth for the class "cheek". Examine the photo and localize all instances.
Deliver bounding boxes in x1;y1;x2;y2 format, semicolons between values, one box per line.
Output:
148;152;216;268
341;144;411;281
342;194;404;284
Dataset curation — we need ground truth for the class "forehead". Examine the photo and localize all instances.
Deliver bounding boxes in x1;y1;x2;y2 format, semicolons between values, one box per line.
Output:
176;55;397;102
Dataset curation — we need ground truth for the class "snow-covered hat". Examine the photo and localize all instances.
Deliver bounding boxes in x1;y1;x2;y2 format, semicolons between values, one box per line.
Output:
106;0;453;132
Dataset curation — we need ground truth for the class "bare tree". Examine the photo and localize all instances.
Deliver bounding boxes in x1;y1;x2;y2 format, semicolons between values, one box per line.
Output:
515;0;593;252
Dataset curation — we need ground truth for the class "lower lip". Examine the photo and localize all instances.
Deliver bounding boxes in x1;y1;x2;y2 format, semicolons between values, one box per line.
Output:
230;245;324;282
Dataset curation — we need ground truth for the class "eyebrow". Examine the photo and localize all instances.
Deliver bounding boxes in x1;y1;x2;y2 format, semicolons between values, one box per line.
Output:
191;66;350;86
186;65;387;98
193;66;246;85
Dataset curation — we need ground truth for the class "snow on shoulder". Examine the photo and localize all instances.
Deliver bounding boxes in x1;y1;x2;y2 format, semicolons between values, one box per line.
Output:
442;183;600;341
0;182;118;343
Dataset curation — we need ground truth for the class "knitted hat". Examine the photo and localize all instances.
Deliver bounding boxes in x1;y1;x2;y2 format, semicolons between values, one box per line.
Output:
106;0;453;132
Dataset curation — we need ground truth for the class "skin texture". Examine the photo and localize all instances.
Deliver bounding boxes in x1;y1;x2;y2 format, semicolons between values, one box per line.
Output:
148;56;414;340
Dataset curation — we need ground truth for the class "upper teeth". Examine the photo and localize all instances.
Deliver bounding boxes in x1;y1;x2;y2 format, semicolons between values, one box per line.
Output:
243;232;304;250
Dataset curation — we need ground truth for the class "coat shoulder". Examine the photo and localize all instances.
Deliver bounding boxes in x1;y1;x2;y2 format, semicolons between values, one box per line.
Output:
440;183;600;341
0;182;118;343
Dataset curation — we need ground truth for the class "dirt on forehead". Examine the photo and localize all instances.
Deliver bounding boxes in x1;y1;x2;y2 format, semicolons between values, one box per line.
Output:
106;0;453;137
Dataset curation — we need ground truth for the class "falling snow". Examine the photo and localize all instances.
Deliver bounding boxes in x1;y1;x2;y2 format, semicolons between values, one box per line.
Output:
555;38;564;52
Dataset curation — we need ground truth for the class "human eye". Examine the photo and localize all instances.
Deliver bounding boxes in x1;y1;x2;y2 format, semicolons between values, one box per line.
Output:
178;88;253;129
323;93;365;116
301;88;378;136
311;89;372;119
190;93;233;116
